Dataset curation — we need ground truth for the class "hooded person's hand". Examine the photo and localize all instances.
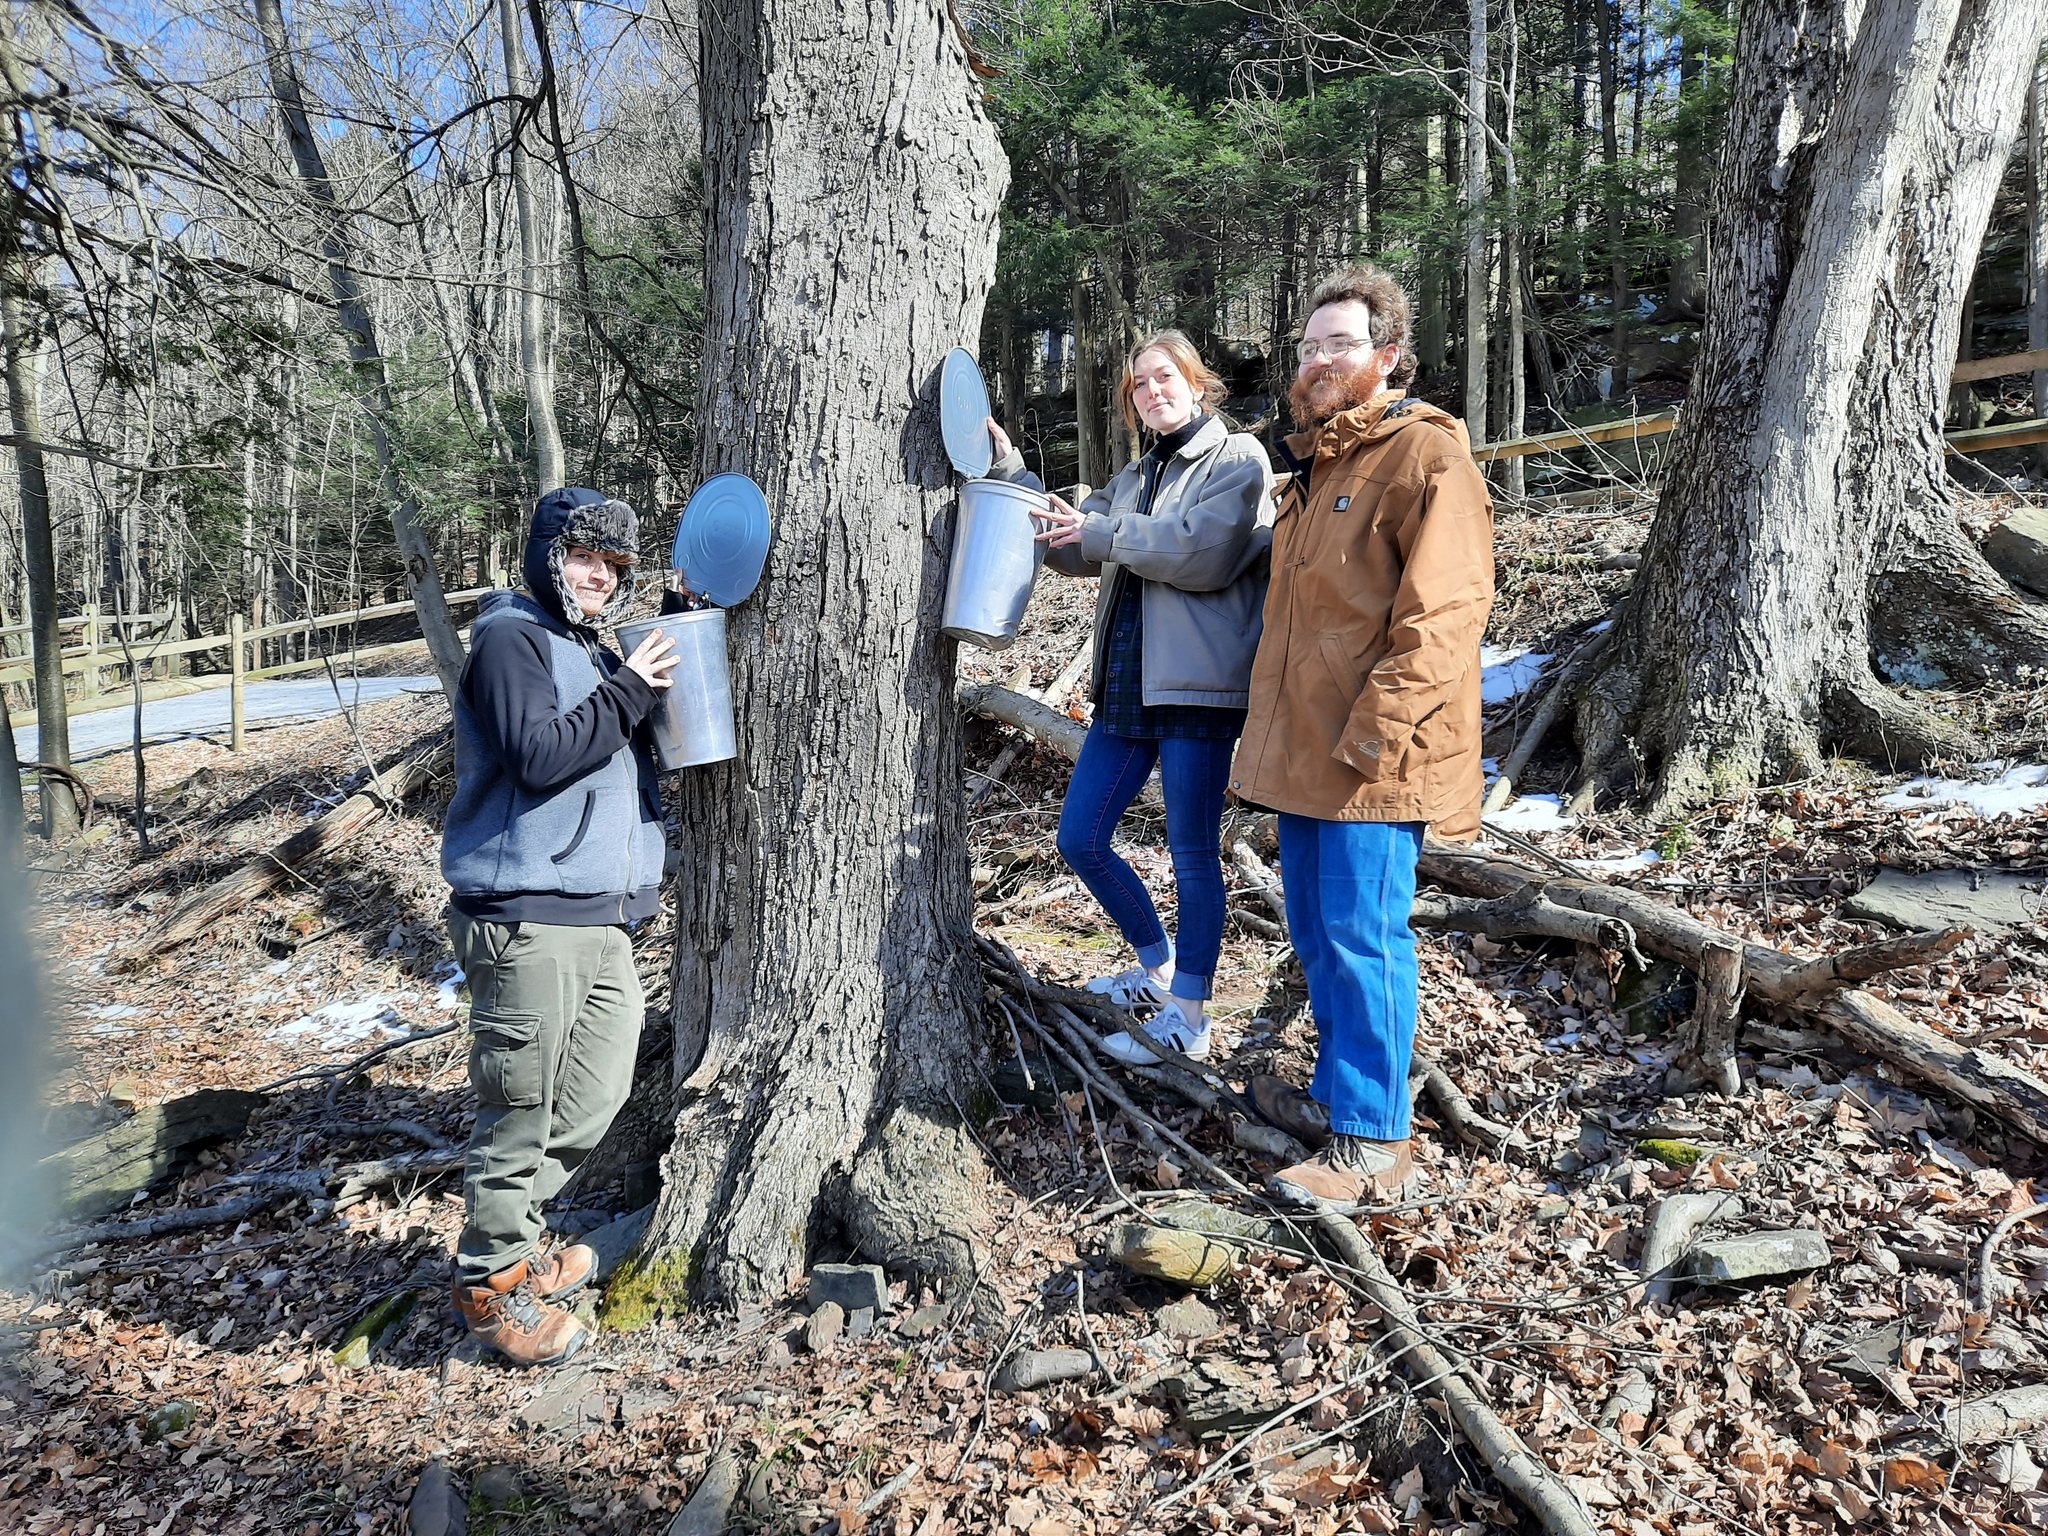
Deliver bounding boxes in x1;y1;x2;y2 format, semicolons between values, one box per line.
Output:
623;628;680;690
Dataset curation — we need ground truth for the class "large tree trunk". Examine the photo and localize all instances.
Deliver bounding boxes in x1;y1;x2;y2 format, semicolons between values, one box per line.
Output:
250;0;468;703
640;0;1006;1312
1578;0;2048;816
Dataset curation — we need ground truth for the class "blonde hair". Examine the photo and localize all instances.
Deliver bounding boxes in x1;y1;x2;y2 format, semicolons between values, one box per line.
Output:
1117;330;1227;434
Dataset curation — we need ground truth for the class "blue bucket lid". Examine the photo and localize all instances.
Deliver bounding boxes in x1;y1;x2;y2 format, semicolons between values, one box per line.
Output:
672;473;771;607
939;347;994;478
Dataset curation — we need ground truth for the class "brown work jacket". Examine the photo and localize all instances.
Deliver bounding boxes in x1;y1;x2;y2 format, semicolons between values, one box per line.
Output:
1231;391;1496;840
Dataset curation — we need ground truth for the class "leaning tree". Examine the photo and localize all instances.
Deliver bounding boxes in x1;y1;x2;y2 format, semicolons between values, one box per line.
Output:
633;3;1009;1309
1578;0;2048;815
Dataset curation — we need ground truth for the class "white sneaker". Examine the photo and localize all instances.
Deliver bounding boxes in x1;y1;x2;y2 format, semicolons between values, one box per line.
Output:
1085;958;1174;1009
1099;1002;1211;1065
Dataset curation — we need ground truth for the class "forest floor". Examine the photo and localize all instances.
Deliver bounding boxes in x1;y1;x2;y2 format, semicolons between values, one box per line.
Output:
5;488;2048;1536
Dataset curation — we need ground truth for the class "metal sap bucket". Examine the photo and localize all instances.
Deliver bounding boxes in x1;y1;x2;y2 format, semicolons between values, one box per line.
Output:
941;479;1047;650
615;609;736;770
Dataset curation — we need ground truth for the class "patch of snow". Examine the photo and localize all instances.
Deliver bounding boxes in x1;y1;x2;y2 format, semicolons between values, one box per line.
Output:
1481;756;1500;776
86;1002;142;1019
433;961;465;1011
1878;761;2048;820
272;995;402;1043
1587;619;1614;634
1481;646;1553;706
1573;848;1662;876
1483;794;1575;834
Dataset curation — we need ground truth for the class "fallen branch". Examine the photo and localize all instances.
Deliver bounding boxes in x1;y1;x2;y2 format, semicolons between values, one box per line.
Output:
1638;1192;1741;1308
1975;1199;2048;1312
1411;1059;1534;1157
130;737;453;960
1306;1212;1598;1536
1673;938;1744;1097
969;644;1091;809
1418;842;2048;1144
1482;624;1613;814
960;684;1160;811
997;946;1600;1536
1772;925;1971;997
1227;839;1290;928
14;1193;284;1268
1410;884;1643;964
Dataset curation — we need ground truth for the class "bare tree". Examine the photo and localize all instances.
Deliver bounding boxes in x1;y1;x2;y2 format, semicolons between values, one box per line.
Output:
1577;0;2048;815
638;0;1007;1310
497;0;565;493
248;0;467;700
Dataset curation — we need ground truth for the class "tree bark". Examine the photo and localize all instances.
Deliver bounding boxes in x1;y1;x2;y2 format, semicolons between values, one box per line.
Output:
249;0;467;703
2028;45;2047;473
1577;0;2048;815
642;0;1006;1312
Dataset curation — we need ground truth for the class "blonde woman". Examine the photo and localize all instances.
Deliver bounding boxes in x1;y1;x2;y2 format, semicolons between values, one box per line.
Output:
986;331;1272;1062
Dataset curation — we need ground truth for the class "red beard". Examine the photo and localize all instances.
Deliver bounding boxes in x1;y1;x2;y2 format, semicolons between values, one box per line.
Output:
1289;358;1386;430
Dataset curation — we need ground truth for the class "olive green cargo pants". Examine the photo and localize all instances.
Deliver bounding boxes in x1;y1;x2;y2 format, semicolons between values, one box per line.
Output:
446;911;641;1283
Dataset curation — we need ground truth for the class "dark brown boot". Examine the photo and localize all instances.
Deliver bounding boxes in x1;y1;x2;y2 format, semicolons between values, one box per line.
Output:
452;1259;590;1367
528;1242;597;1301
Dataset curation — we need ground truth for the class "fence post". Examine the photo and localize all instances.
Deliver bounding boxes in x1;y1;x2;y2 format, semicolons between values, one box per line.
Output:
229;614;246;752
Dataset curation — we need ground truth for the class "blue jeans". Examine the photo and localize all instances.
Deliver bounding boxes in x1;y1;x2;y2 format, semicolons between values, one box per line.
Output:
1056;725;1236;1002
1276;815;1423;1139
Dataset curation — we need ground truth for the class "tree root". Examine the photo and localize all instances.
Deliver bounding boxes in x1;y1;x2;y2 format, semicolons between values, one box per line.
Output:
1873;516;2048;686
839;1105;997;1331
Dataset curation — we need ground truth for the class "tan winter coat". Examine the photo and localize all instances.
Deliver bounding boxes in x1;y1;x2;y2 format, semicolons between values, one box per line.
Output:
1230;392;1496;840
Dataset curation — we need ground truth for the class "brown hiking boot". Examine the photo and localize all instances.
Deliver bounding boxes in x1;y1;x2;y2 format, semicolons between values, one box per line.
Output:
1268;1135;1415;1212
452;1259;590;1367
528;1243;597;1301
1247;1075;1333;1149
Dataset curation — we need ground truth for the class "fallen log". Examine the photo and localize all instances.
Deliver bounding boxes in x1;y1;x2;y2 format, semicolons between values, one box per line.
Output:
131;737;453;961
1410;884;1641;961
961;683;1162;811
1419;843;2048;1145
44;1088;268;1219
969;643;1092;809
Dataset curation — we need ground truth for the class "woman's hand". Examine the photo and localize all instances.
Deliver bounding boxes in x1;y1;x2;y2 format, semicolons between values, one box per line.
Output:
1034;492;1087;549
985;415;1013;462
623;628;680;690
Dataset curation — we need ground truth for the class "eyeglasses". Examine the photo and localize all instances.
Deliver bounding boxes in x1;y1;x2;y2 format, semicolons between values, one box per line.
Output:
1296;335;1376;364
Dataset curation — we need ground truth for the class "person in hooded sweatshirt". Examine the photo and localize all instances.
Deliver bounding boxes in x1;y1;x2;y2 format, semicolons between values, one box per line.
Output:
439;488;679;1366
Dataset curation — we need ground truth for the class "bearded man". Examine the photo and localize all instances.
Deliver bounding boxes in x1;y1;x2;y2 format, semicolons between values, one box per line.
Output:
1231;264;1496;1209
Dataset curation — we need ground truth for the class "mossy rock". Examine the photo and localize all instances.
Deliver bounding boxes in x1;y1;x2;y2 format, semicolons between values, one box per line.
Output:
600;1249;692;1331
1637;1138;1708;1168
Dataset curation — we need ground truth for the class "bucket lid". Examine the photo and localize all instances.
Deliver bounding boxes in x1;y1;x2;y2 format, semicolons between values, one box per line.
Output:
939;347;994;478
673;473;771;607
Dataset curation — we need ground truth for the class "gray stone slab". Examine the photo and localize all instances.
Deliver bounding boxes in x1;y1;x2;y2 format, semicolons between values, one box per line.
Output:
1842;867;2043;935
808;1261;889;1315
1685;1229;1832;1286
1984;506;2048;597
